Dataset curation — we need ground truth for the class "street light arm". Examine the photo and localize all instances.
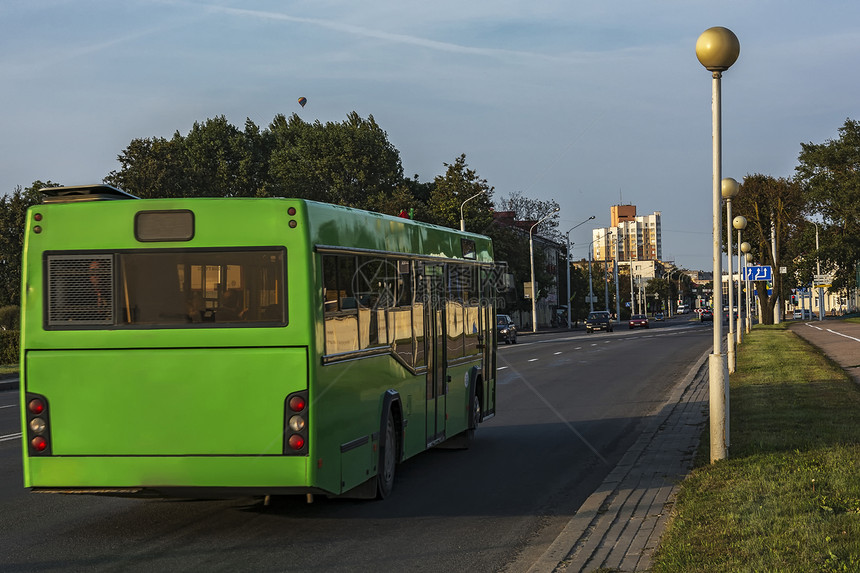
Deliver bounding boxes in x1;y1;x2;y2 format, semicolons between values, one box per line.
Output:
459;189;487;232
529;207;560;333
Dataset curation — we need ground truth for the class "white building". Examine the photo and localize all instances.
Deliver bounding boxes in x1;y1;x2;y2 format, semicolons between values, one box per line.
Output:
592;206;662;263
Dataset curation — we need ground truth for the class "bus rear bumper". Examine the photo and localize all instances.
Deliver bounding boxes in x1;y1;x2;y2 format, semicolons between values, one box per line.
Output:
25;455;321;496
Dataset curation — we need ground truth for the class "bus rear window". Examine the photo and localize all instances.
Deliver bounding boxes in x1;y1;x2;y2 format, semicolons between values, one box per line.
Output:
45;249;286;329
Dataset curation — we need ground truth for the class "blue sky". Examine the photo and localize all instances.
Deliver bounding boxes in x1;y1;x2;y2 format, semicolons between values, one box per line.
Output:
2;1;859;270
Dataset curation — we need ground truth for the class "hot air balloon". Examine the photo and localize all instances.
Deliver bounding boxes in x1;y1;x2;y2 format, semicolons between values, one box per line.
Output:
298;97;307;108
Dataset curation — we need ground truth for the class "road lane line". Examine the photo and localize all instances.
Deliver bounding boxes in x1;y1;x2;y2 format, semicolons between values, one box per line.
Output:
553;351;562;355
528;358;539;362
497;366;508;371
826;328;860;343
0;404;18;409
1;433;23;442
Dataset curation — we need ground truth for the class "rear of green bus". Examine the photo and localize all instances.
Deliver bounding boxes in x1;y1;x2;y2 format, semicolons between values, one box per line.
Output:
20;187;316;496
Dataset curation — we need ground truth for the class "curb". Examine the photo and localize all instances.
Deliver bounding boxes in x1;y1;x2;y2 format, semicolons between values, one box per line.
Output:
528;348;711;572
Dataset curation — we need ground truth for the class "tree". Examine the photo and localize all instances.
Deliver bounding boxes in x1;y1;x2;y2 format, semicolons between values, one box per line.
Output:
267;112;404;208
731;174;806;323
107;112;405;206
795;118;860;293
495;191;561;241
425;154;494;231
0;182;60;306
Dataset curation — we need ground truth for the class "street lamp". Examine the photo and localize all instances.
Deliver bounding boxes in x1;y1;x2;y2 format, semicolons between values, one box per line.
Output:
612;228;621;324
565;216;596;329
741;242;752;333
733;215;747;344
814;222;824;321
459;190;486;232
530;207;560;333
697;25;740;463
666;268;684;317
722;177;740;373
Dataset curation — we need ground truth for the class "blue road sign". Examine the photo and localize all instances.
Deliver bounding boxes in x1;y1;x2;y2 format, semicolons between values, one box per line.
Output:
745;265;772;281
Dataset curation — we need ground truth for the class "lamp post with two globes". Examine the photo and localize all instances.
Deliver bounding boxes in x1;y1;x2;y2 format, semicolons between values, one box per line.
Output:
741;241;752;333
696;25;740;463
722;177;739;373
734;215;748;344
743;247;753;332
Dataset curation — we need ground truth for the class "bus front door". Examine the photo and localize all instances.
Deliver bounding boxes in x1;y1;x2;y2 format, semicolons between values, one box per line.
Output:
423;263;447;447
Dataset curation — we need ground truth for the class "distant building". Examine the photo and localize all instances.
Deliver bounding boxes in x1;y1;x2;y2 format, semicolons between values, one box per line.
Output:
593;205;662;263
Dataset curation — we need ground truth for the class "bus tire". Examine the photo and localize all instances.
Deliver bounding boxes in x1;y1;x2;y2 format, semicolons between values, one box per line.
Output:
467;391;481;441
376;413;397;499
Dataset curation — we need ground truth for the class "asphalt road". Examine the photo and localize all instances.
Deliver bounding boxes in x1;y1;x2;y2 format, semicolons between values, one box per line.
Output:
0;319;712;572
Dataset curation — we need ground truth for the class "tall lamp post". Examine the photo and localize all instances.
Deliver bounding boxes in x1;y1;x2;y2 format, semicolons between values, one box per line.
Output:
530;207;560;333
722;177;740;373
741;242;752;332
697;26;740;463
459;190;486;232
815;222;824;321
734;215;748;343
565;216;596;329
612;229;622;323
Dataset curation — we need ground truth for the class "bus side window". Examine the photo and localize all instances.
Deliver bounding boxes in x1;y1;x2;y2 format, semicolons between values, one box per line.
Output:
323;255;359;354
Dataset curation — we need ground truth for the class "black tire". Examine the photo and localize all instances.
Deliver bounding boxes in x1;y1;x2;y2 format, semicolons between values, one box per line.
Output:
377;414;397;499
464;392;481;445
511;335;517;344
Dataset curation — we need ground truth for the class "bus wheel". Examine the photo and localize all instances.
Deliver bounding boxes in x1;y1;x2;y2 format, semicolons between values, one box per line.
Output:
467;393;481;441
377;414;397;499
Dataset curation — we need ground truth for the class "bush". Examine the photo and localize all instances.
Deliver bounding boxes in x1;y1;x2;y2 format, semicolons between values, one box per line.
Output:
0;305;20;330
0;330;19;365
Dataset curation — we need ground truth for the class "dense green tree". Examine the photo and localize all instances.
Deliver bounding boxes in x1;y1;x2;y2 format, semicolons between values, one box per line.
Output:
795;118;860;292
267;112;404;208
425;154;494;231
0;181;59;306
731;174;806;323
107;112;404;205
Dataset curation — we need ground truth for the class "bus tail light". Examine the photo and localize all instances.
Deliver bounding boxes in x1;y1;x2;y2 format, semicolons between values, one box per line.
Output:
25;393;52;455
284;390;308;455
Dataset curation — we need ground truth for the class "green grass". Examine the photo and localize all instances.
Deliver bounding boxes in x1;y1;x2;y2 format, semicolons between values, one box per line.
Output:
0;364;18;376
652;324;860;572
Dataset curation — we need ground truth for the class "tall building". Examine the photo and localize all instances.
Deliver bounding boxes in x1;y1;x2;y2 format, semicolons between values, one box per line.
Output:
592;205;662;263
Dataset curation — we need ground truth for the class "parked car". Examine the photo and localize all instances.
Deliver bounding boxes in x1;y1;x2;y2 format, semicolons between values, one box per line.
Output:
586;310;613;333
628;314;649;329
653;312;664;321
496;314;518;344
793;309;812;320
700;308;714;322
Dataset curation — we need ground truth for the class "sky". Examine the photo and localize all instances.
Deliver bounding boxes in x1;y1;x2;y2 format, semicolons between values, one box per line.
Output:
2;1;859;271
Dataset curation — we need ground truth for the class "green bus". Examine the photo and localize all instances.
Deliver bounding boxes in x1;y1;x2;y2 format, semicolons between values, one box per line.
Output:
20;185;497;500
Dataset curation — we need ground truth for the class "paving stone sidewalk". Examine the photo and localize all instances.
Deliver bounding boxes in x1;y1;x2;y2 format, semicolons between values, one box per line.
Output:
529;349;711;573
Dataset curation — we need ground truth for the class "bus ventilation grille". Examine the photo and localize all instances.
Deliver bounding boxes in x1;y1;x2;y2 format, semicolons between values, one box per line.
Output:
46;254;115;326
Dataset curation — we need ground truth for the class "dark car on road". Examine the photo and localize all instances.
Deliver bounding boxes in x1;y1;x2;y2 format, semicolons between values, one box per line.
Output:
586;310;613;333
496;314;518;344
628;314;649;329
700;308;714;322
